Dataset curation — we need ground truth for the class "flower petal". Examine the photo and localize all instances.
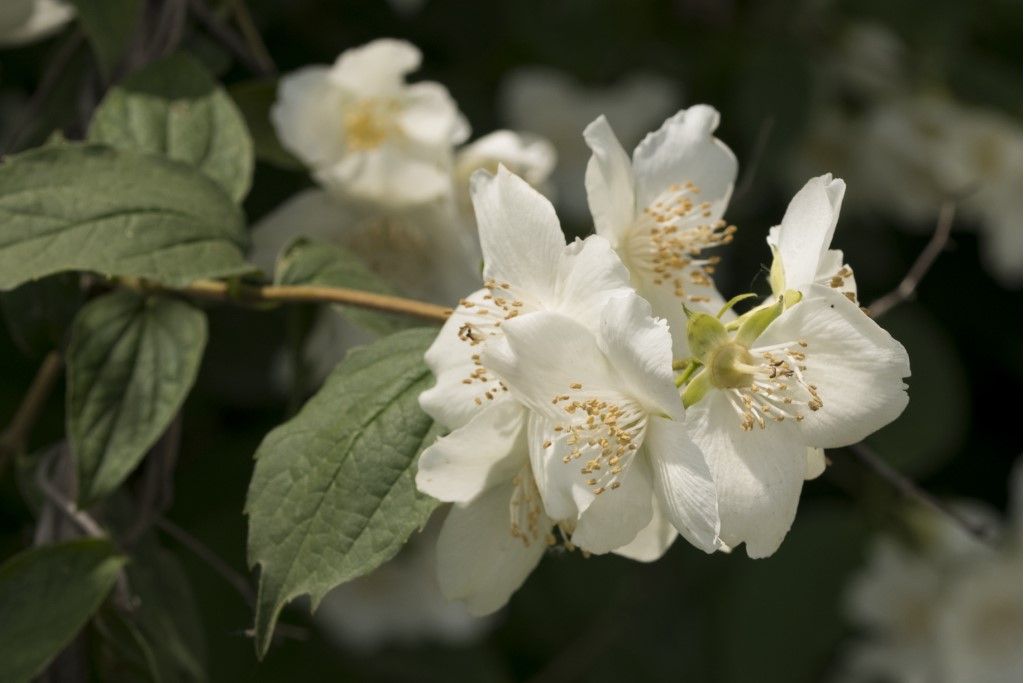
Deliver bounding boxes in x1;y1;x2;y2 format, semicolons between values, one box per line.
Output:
583;115;636;246
552;235;633;331
329;38;421;97
0;0;75;48
571;456;655;554
436;482;549;616
317;144;451;204
526;413;586;520
646;416;721;553
416;401;527;503
805;447;827;480
688;392;807;558
271;67;349;169
756;287;910;448
612;500;678;562
632;105;738;216
775;174;846;291
472;166;566;304
399;81;470;147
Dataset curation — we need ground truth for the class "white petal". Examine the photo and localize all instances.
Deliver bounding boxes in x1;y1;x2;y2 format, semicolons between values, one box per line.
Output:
399;81;470;147
775;174;846;291
612;500;678;562
805;447;827;480
271;67;349;169
526;414;586;520
317;144;450;204
329;38;421;97
415;401;527;503
436;482;549;616
552;235;633;330
646;416;721;553
420;289;508;429
472;166;565;303
583;115;636;245
248;189;350;275
0;0;74;47
632;105;738;216
756;287;910;448
688;392;807;558
571;456;655;555
455;130;556;189
596;292;682;420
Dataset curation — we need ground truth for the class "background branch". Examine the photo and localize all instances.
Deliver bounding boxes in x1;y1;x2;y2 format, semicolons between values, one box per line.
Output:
0;352;63;476
187;0;275;77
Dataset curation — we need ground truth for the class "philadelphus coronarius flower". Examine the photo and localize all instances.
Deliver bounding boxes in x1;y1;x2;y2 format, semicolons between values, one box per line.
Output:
272;38;469;205
0;0;73;47
675;174;910;557
584;106;738;353
415;166;719;614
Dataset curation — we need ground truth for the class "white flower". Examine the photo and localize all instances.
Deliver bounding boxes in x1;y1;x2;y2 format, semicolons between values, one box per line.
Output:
416;166;697;614
500;68;681;221
272;38;470;205
583;105;739;354
677;178;910;557
0;0;73;47
453;130;556;216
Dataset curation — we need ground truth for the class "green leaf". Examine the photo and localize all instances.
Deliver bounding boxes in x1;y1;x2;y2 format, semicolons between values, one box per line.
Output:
1;273;84;357
275;239;415;335
67;291;207;504
0;538;126;683
68;0;143;80
92;607;164;683
227;79;302;170
89;53;255;202
246;328;441;657
0;143;252;290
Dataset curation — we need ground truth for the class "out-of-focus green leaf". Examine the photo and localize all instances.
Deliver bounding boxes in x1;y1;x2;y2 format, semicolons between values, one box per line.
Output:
89;53;254;202
68;0;143;79
227;79;302;170
246;328;441;658
275;239;414;335
92;607;164;683
0;538;126;683
67;291;206;505
0;143;252;290
0;273;84;356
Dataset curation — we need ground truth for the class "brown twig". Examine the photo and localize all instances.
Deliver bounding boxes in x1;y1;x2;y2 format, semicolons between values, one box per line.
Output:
155;516;256;608
227;0;277;75
117;277;452;324
867;202;955;318
186;0;275;77
845;442;997;544
0;352;63;476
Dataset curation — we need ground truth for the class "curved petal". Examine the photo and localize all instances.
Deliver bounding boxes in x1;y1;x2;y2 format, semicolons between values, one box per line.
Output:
399;81;470;147
436;482;549;616
632;105;738;216
571;456;655;554
416;401;527;503
552;235;633;330
597;292;682;419
271;66;349;169
583;115;636;246
755;287;910;448
526;413;586;520
472;166;565;304
805;447;827;480
455;130;556;189
329;38;421;97
318;144;450;204
775;174;846;291
688;392;807;558
612;500;678;562
646;416;721;553
0;0;74;47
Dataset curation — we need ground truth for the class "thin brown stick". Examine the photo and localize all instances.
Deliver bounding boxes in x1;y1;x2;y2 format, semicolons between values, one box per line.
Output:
155;516;256;607
118;277;452;323
227;0;277;75
186;0;274;77
846;442;997;543
867;202;956;318
0;351;63;475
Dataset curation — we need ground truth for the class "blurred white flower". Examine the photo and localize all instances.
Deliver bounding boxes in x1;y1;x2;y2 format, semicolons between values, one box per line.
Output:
678;177;910;557
583;106;738;354
839;504;1022;683
0;0;73;48
453;130;556;218
500;68;681;222
272;38;470;205
315;516;491;651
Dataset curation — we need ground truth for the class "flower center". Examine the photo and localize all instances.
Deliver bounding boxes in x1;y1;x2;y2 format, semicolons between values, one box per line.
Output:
343;98;398;151
707;341;758;389
624;182;736;304
720;340;824;431
549;384;647;495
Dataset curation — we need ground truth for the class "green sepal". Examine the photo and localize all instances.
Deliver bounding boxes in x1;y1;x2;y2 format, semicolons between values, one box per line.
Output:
682;368;712;408
735;296;784;347
769;245;786;295
685;310;729;362
716;292;757;319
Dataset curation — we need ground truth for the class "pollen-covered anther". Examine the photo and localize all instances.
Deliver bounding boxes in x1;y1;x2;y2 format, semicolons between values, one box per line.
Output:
508;466;545;547
723;341;824;431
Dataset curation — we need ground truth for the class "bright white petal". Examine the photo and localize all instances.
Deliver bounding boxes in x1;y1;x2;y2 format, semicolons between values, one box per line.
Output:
775;174;846;291
436;482;549;616
472;166;565;304
583;115;636;245
526;414;586;520
271;67;349;169
805;447;827;480
329;38;421;97
552;235;632;330
597;292;682;419
317;144;450;204
632;105;738;215
415;401;526;503
455;130;556;189
571;456;654;554
399;81;470;147
756;287;910;448
612;500;678;562
646;416;721;553
688;392;807;558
